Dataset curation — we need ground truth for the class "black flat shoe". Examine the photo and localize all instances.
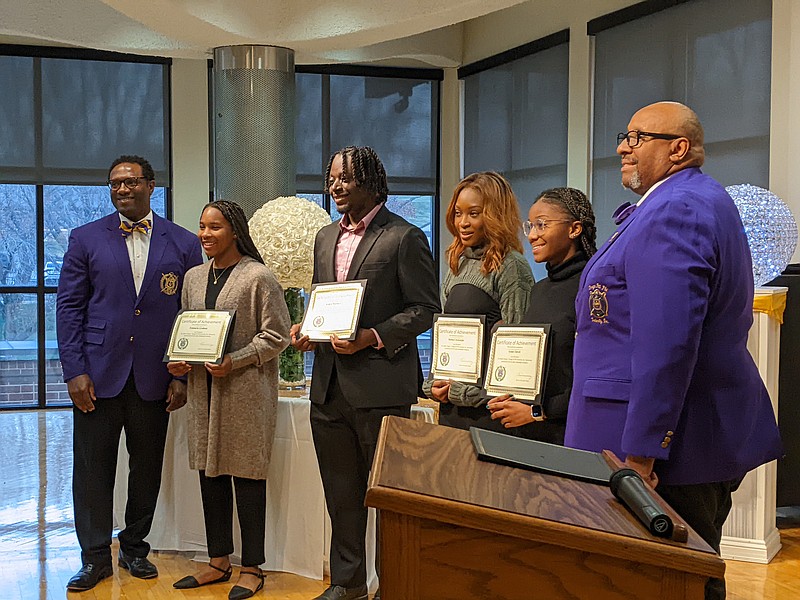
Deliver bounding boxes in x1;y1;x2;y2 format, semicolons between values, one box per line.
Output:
173;561;233;589
228;567;265;600
118;550;158;579
66;563;113;591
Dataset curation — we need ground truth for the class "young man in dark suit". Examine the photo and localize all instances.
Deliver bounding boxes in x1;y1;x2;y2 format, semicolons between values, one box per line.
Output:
291;146;440;600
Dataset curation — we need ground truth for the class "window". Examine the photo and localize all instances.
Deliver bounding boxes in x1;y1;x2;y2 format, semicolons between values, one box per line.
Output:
0;47;171;409
295;67;442;375
461;33;570;281
590;0;772;244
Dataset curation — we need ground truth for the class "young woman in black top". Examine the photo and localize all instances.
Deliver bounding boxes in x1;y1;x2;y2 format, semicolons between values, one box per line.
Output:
487;187;596;444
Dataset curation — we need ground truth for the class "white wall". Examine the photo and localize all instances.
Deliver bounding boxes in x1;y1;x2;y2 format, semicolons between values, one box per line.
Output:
771;0;800;262
171;58;210;234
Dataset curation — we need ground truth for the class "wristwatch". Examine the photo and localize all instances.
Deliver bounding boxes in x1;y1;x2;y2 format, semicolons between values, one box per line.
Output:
530;404;546;422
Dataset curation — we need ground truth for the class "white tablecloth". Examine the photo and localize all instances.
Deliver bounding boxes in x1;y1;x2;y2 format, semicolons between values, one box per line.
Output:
113;395;328;579
111;394;432;585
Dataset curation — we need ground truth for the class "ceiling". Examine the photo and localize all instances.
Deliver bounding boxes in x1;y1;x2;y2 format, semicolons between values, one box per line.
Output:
0;0;532;67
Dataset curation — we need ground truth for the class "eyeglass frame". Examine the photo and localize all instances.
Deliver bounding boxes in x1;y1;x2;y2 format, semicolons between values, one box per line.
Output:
107;176;152;191
523;218;575;236
616;130;683;148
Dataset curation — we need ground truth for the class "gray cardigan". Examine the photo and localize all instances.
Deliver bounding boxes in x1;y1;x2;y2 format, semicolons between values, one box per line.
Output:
182;256;291;479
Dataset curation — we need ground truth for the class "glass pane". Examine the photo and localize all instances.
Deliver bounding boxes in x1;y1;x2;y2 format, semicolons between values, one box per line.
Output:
464;44;569;179
43;185;167;285
463;43;568;280
0;184;37;287
0;56;35;169
385;195;434;249
297;193;324;210
0;293;37;408
41;58;168;181
295;73;323;177
330;76;434;179
45;293;69;407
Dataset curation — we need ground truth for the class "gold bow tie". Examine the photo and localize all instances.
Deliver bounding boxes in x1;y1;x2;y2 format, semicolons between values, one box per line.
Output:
119;219;152;236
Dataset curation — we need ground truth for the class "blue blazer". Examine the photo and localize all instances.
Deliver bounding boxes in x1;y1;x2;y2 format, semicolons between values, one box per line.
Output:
56;212;203;401
565;168;782;485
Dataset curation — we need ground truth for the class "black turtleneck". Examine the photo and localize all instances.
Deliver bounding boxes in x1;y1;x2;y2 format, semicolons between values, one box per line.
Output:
517;252;588;441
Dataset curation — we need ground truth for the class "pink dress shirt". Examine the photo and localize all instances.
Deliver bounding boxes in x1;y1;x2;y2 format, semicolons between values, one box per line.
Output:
335;202;385;347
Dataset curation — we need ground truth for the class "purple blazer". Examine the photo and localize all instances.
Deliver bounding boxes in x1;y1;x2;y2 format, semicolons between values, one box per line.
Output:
565;168;782;485
56;212;203;401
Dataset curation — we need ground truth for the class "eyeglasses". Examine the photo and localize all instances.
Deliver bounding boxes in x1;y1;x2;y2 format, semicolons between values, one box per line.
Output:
108;176;150;191
523;218;573;236
617;130;682;148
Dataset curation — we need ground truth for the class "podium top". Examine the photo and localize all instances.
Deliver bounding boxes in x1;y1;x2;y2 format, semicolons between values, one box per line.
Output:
366;416;724;579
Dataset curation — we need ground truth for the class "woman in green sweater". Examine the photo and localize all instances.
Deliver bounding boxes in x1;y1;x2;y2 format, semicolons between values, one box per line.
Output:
423;172;534;432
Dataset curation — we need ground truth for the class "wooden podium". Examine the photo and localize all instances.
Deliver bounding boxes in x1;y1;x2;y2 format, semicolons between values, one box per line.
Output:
366;417;724;600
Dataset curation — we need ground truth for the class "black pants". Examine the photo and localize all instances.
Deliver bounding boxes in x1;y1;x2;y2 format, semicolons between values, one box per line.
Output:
72;375;169;566
198;472;266;566
657;478;742;600
310;372;410;588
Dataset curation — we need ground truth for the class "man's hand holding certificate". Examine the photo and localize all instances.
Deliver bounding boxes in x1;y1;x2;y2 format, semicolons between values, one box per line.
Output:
300;280;367;342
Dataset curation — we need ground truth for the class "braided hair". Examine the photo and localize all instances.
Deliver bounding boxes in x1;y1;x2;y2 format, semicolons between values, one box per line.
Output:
535;187;597;257
323;146;389;203
202;200;264;264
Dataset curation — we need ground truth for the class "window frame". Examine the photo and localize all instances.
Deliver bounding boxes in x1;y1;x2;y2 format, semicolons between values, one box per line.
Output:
0;45;173;410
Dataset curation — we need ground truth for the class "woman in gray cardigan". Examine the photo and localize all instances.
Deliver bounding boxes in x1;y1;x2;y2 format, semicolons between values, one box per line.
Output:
168;200;290;600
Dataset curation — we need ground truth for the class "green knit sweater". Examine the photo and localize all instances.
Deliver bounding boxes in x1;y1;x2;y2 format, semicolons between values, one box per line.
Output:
424;247;534;407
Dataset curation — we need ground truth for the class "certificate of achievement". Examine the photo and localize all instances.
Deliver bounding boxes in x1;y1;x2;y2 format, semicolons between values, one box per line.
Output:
300;280;367;342
430;314;485;384
485;324;550;401
164;309;236;364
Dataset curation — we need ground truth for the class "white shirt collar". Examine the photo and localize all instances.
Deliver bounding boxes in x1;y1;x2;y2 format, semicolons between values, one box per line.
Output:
636;175;673;206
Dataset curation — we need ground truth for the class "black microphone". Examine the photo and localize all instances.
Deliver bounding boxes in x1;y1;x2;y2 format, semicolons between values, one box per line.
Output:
609;468;674;538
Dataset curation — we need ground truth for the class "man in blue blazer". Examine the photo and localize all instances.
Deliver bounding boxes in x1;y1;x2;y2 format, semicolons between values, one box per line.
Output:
291;146;440;600
57;155;202;591
565;102;782;600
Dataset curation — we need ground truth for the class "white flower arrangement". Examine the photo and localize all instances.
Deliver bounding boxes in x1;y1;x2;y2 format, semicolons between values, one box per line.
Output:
249;196;332;291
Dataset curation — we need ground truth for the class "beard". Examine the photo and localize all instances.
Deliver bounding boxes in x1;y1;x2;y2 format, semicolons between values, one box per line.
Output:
624;167;642;192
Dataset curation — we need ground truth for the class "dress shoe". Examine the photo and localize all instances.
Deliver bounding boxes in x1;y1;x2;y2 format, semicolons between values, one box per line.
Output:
66;563;113;591
118;550;158;579
313;584;369;600
173;562;233;589
228;567;265;600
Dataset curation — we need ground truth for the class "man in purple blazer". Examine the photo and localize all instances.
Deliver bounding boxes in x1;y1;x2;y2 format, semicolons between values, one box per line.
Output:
57;155;202;592
565;102;782;600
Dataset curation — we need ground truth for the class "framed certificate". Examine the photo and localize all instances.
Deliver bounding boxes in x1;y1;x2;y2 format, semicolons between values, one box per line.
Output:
485;324;551;402
300;280;367;342
430;314;485;384
163;309;236;364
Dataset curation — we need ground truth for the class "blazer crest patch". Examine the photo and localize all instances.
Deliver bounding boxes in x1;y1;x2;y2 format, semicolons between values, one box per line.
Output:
588;283;609;324
160;272;179;295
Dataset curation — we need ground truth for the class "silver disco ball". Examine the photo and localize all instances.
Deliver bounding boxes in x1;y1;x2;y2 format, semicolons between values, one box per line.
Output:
726;184;798;287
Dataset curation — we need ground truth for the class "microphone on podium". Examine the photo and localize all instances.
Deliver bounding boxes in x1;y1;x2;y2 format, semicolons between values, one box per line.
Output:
600;450;688;542
609;468;674;538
